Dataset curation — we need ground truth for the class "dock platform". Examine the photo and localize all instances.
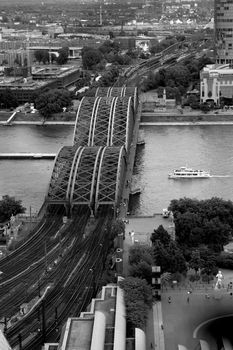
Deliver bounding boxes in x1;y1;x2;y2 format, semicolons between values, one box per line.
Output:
0;153;56;159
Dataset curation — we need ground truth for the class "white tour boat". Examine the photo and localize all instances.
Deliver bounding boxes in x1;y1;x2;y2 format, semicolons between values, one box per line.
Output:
168;166;210;179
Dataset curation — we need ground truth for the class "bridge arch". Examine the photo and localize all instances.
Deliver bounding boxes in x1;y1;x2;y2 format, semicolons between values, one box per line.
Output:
110;96;134;152
90;96;116;147
70;146;103;211
46;145;82;208
73;97;100;146
95;146;127;213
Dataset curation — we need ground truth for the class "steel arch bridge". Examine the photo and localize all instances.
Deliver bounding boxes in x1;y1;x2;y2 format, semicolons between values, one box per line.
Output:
95;86;138;111
46;145;127;214
46;85;138;216
73;95;135;152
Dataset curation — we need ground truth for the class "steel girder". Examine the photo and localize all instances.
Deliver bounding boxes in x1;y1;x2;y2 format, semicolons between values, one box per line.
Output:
73;97;100;146
70;147;103;208
90;97;116;147
110;97;134;152
109;87;124;97
95;87;112;97
95;146;127;211
124;87;138;112
46;146;81;205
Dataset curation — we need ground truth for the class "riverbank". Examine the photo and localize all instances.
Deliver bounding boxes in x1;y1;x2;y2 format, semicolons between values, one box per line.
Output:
1;107;233;126
0;110;76;125
141;110;233;124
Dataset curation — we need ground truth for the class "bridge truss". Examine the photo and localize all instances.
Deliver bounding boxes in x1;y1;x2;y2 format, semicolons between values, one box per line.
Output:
46;146;81;206
73;96;135;152
46;85;138;216
46;145;127;214
95;146;127;212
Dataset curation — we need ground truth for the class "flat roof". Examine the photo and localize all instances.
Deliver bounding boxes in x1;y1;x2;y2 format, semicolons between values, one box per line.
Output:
0;78;52;89
64;318;93;350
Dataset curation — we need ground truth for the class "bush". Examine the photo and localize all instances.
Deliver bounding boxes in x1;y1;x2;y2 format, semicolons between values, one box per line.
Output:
216;253;233;269
189;274;200;282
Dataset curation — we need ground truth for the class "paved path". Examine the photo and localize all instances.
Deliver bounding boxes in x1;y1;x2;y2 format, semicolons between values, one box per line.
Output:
152;302;165;350
141;121;233;126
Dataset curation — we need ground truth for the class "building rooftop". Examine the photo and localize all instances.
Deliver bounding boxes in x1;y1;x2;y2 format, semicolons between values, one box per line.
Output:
0;77;51;89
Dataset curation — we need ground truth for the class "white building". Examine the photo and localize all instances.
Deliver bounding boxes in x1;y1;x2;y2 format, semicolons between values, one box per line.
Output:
200;64;233;105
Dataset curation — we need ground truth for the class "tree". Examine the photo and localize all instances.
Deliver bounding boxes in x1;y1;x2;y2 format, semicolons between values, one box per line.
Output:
119;277;152;329
34;50;47;64
129;261;153;284
169;198;233;252
153;240;187;273
189;250;203;273
82;47;102;70
151;225;171;246
0;89;18;109
110;219;125;239
34;89;72;119
0;196;26;223
56;46;69;65
129;245;154;266
200;103;211;113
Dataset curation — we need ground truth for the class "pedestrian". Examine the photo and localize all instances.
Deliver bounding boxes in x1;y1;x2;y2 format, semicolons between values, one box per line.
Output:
161;324;164;330
151;342;153;349
187;296;190;303
168;296;171;303
129;231;131;236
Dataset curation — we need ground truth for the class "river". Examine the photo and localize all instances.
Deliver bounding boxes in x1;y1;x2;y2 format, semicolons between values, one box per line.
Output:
0;124;233;215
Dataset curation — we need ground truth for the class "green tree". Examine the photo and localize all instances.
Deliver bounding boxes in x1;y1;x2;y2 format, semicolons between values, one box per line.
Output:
153;240;187;273
169;197;233;251
151;225;171;246
189;250;203;273
35;89;72;119
34;50;47;64
129;245;154;265
110;219;125;239
119;277;152;329
0;195;26;223
56;46;69;65
82;47;102;70
129;261;152;284
0;89;18;108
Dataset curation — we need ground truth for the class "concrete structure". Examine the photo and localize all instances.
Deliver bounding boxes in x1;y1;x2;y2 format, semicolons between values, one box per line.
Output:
200;64;233;105
215;0;233;64
0;330;11;350
43;281;139;350
0;65;81;104
29;45;82;60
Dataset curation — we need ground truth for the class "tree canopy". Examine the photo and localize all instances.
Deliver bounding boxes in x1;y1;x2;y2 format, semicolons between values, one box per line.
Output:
119;277;152;329
0;195;26;223
56;46;69;65
128;245;154;283
34;89;72;119
169;197;233;252
82;47;103;70
0;89;18;109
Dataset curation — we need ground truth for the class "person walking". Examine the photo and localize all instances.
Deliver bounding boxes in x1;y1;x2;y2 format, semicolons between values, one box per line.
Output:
168;296;171;303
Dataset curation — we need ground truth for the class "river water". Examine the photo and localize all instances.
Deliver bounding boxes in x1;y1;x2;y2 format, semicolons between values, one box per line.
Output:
0;124;233;215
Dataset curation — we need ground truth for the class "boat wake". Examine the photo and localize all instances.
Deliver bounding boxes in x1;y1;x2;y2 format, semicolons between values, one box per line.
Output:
210;175;233;178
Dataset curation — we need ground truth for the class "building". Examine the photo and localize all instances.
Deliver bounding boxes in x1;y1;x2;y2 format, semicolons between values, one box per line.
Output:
200;64;233;105
43;279;146;350
215;0;233;64
0;66;81;104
